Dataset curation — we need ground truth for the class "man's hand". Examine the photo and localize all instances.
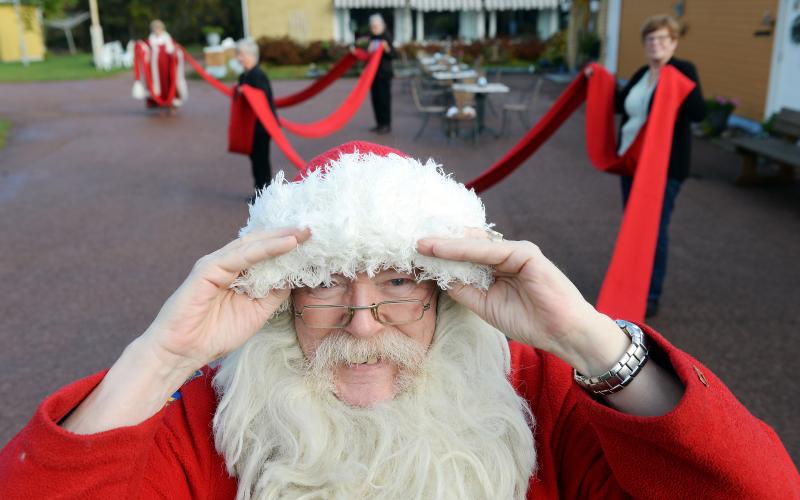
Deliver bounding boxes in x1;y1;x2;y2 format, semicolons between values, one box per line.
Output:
61;227;310;434
141;227;311;374
416;232;627;375
416;231;683;416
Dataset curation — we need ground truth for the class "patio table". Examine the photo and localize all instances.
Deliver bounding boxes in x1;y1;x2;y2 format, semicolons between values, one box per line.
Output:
451;82;510;135
432;69;478;81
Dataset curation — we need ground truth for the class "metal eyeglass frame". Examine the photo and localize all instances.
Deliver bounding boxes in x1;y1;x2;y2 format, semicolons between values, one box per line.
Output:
294;289;437;329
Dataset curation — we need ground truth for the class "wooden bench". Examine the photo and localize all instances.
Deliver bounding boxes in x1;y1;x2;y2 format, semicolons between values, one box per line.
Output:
729;108;800;185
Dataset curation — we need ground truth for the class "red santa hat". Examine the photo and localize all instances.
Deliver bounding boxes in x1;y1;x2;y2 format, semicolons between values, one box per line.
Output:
233;141;495;305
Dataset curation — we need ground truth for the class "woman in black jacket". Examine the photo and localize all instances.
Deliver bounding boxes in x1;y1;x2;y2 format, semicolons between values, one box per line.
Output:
236;38;277;196
615;14;705;317
366;14;394;134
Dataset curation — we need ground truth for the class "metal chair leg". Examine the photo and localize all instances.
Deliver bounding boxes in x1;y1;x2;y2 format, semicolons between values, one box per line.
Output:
518;111;530;130
498;110;509;138
414;114;431;140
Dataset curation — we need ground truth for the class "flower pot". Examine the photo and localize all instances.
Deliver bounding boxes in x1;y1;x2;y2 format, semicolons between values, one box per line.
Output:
706;109;732;136
206;32;221;47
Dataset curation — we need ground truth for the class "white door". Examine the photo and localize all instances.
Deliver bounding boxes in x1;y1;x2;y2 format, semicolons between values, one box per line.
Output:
766;0;800;117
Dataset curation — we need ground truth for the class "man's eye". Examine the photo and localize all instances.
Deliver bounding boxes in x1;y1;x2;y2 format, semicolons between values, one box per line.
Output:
389;278;410;286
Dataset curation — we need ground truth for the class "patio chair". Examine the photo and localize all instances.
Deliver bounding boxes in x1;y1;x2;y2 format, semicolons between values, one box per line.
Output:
411;81;447;140
499;77;543;137
484;68;503;117
445;91;479;144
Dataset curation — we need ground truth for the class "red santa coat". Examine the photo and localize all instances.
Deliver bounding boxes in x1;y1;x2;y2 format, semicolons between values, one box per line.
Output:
133;33;187;109
0;325;797;499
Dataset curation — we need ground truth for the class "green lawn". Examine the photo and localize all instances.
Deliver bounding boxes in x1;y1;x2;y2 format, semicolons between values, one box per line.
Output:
1;51;350;84
187;63;337;82
0;119;10;150
0;53;127;83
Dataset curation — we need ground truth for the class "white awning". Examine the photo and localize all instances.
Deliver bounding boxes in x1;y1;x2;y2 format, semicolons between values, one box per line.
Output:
484;0;561;10
409;0;482;11
333;0;407;7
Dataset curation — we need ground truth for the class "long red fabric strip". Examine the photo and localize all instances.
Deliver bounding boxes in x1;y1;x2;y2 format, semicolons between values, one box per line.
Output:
181;47;367;109
273;53;361;108
185;46;380;139
467;64;693;321
465;72;588;193
279;49;382;138
594;66;694;320
163;44;693;321
239;85;307;169
181;46;235;97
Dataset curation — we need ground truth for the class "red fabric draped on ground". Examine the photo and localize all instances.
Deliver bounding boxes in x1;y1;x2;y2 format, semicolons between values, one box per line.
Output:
467;64;694;321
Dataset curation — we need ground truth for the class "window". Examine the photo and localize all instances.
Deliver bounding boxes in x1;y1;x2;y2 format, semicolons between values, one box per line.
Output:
349;8;396;39
423;11;460;40
496;10;539;38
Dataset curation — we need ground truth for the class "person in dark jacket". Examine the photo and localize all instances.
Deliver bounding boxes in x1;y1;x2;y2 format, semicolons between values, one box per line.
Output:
236;38;278;195
615;14;705;318
365;14;394;134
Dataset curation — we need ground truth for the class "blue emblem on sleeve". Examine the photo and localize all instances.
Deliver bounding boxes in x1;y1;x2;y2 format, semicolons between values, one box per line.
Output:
166;369;204;405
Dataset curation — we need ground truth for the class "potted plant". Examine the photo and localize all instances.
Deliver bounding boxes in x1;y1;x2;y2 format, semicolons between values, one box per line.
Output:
202;26;224;47
703;96;739;136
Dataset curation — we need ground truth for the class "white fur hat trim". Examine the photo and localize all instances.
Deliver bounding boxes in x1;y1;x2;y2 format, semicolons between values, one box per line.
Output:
232;149;495;300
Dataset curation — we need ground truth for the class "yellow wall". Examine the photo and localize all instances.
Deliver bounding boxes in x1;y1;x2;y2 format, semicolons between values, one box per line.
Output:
247;0;334;43
616;0;779;120
0;5;45;62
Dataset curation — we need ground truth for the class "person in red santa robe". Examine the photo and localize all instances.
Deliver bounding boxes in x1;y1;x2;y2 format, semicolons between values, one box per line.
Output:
0;142;797;499
132;20;188;114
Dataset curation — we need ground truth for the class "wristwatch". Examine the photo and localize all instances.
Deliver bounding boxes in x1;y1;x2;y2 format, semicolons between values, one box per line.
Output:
573;319;649;396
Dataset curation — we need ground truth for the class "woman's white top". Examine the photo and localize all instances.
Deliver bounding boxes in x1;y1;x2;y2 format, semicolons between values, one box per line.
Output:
618;69;658;155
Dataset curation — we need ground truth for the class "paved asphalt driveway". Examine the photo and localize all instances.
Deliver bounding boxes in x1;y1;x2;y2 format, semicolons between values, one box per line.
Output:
1;73;797;464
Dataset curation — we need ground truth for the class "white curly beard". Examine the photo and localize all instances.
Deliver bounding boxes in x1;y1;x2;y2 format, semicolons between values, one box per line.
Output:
212;294;537;500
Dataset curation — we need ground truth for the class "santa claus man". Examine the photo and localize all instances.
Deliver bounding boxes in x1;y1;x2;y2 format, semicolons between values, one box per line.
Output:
0;142;796;498
132;20;188;114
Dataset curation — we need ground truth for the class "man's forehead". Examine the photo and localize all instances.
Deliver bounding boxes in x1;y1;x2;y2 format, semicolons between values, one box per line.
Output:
331;269;422;282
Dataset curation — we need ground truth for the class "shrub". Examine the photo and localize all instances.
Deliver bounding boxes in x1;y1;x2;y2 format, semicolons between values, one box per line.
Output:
257;37;351;65
540;31;566;68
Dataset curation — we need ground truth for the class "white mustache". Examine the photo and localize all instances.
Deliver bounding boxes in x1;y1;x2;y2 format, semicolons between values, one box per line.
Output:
307;329;427;374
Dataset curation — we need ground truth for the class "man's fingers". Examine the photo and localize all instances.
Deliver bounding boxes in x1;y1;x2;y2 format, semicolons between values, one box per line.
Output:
446;283;486;315
417;237;537;274
197;233;307;289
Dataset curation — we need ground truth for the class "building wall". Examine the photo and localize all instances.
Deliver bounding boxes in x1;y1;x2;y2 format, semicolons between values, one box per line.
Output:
0;5;45;63
616;0;779;120
247;0;334;43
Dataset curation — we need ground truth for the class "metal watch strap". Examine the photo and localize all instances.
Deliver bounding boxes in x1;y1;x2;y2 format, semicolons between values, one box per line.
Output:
573;319;649;396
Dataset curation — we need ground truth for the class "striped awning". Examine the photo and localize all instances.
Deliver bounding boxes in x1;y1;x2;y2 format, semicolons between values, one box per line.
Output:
409;0;482;11
333;0;407;7
333;0;561;10
484;0;561;10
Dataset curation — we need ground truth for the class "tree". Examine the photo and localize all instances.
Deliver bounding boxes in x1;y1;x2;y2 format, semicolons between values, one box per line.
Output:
44;0;243;51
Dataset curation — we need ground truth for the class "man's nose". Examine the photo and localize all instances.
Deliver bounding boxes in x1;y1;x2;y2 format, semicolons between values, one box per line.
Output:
344;287;384;339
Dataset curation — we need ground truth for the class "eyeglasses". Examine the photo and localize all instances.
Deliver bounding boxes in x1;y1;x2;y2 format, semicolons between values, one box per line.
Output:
644;34;672;44
294;296;434;329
